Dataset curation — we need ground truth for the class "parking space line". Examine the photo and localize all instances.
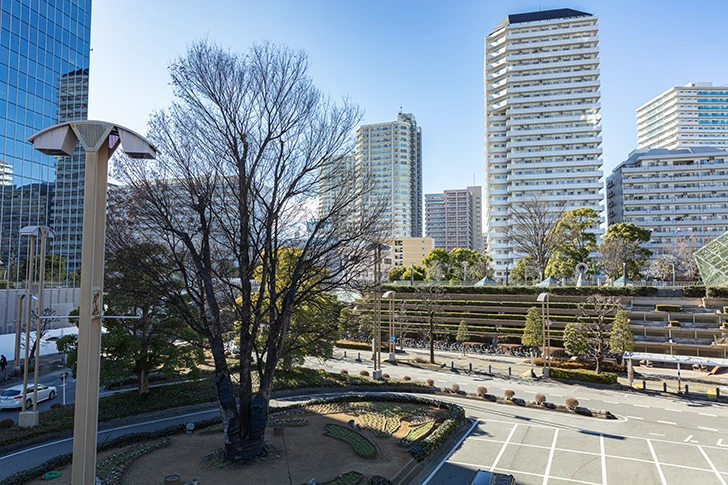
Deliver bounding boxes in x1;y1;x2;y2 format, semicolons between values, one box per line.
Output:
626;415;644;420
649;433;666;437
421;419;479;485
600;434;607;485
657;420;676;426
699;426;719;432
700;412;717;417
698;445;728;485
542;428;559;485
490;423;518;473
647;439;668;485
684;435;694;442
665;408;682;413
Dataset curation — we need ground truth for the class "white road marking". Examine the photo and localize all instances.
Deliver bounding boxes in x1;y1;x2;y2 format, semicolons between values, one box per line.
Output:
634;404;650;408
698;445;728;485
657;420;676;426
552;393;563;397
700;412;718;417
542;428;560;485
600;433;607;485
626;415;644;420
647;439;668;485
604;400;619;404
490;423;518;473
717;439;728;447
684;435;694;442
420;419;479;485
691;440;699;443
665;408;682;413
650;433;666;437
699;427;719;432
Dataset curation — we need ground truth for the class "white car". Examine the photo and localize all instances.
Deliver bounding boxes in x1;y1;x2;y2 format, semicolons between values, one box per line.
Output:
0;384;57;409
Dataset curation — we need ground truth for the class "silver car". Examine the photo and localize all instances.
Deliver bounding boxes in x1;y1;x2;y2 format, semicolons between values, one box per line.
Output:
0;384;57;409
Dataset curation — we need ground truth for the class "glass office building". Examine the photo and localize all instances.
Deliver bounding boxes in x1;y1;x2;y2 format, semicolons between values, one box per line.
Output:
0;0;91;283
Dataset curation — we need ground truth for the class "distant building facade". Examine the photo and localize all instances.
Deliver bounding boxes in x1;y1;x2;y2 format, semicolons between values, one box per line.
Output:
390;236;433;268
484;8;604;279
637;82;728;150
607;147;728;255
425;186;483;252
355;112;422;238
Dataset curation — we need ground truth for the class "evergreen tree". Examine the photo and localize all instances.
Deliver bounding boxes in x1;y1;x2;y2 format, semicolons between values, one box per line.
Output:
609;310;635;364
563;322;589;358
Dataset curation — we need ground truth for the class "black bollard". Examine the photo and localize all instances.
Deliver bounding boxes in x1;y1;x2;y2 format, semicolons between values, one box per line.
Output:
643;379;646;390
508;367;512;376
717;387;720;399
685;384;689;394
469;362;472;372
344;351;347;358
356;352;361;362
489;365;492;373
451;361;455;369
663;382;667;393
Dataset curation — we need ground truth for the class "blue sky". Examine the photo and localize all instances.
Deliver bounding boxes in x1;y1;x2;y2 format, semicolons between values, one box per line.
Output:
88;0;728;196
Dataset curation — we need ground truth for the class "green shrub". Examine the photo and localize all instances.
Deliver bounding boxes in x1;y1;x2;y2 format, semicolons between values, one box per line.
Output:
683;286;706;297
723;306;728;314
549;367;618;385
655;304;682;312
707;287;728;298
381;284;657;297
668;320;681;327
0;418;14;429
722;322;728;329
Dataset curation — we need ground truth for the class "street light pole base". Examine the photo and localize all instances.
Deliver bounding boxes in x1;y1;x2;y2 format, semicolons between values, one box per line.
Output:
372;370;383;380
542;368;550;378
18;411;39;427
387;352;396;363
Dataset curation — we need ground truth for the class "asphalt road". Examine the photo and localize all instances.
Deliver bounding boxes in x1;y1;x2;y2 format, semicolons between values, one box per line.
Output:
3;352;728;484
0;372;76;422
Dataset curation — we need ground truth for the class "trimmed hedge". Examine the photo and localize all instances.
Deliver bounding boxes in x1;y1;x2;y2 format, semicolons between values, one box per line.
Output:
683;286;706;297
335;340;387;352
549;367;618;385
708;287;728;298
655;304;682;312
381;284;658;297
668;320;681;327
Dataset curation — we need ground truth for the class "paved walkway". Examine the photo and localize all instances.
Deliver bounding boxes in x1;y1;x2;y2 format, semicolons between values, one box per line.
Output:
333;346;728;400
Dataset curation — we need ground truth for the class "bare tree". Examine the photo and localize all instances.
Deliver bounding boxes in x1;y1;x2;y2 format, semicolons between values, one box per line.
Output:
673;237;700;281
415;284;448;364
111;40;386;461
598;237;642;280
506;196;566;280
577;295;621;374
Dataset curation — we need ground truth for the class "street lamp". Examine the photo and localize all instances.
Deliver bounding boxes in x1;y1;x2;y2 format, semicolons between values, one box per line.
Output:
383;290;396;362
29;120;156;485
462;261;469;286
505;263;510;286
18;225;55;428
537;292;551;377
671;262;676;287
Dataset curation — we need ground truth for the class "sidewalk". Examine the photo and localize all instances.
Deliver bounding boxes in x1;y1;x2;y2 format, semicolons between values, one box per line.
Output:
332;346;728;401
0;352;67;388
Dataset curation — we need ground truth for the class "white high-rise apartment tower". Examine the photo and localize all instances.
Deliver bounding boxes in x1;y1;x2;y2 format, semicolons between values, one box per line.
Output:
485;8;604;279
637;82;728;150
355;113;422;238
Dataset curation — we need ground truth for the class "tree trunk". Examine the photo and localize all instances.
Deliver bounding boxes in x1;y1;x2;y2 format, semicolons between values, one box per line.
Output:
137;368;149;394
429;315;435;364
210;338;244;461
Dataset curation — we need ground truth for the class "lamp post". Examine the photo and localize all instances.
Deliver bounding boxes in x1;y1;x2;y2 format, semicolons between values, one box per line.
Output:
410;262;414;286
18;225;55;428
29;121;156;485
537;292;551;377
671;262;676;287
383;290;396;362
505;263;510;286
462;261;469;286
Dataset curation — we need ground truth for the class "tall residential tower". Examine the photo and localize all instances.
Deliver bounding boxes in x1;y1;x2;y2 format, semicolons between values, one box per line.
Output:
355;112;422;238
484;8;604;278
425;186;484;252
637;82;728;150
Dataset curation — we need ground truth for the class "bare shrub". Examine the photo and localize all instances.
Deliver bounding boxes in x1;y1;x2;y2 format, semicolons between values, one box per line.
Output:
565;398;579;410
504;389;515;400
535;393;546;405
403;376;412;381
426;378;435;387
359;370;370;377
0;418;13;429
340;369;348;375
476;386;487;397
451;383;460;393
382;373;390;379
50;403;62;409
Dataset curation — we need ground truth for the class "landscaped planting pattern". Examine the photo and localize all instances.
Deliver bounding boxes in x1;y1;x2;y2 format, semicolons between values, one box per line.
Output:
96;438;171;485
268;417;309;427
407;415;435;427
398;421;435;447
324;424;377;458
322;471;364;485
360;413;401;437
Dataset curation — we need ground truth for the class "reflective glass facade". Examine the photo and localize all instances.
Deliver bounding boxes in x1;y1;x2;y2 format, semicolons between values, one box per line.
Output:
0;0;91;286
